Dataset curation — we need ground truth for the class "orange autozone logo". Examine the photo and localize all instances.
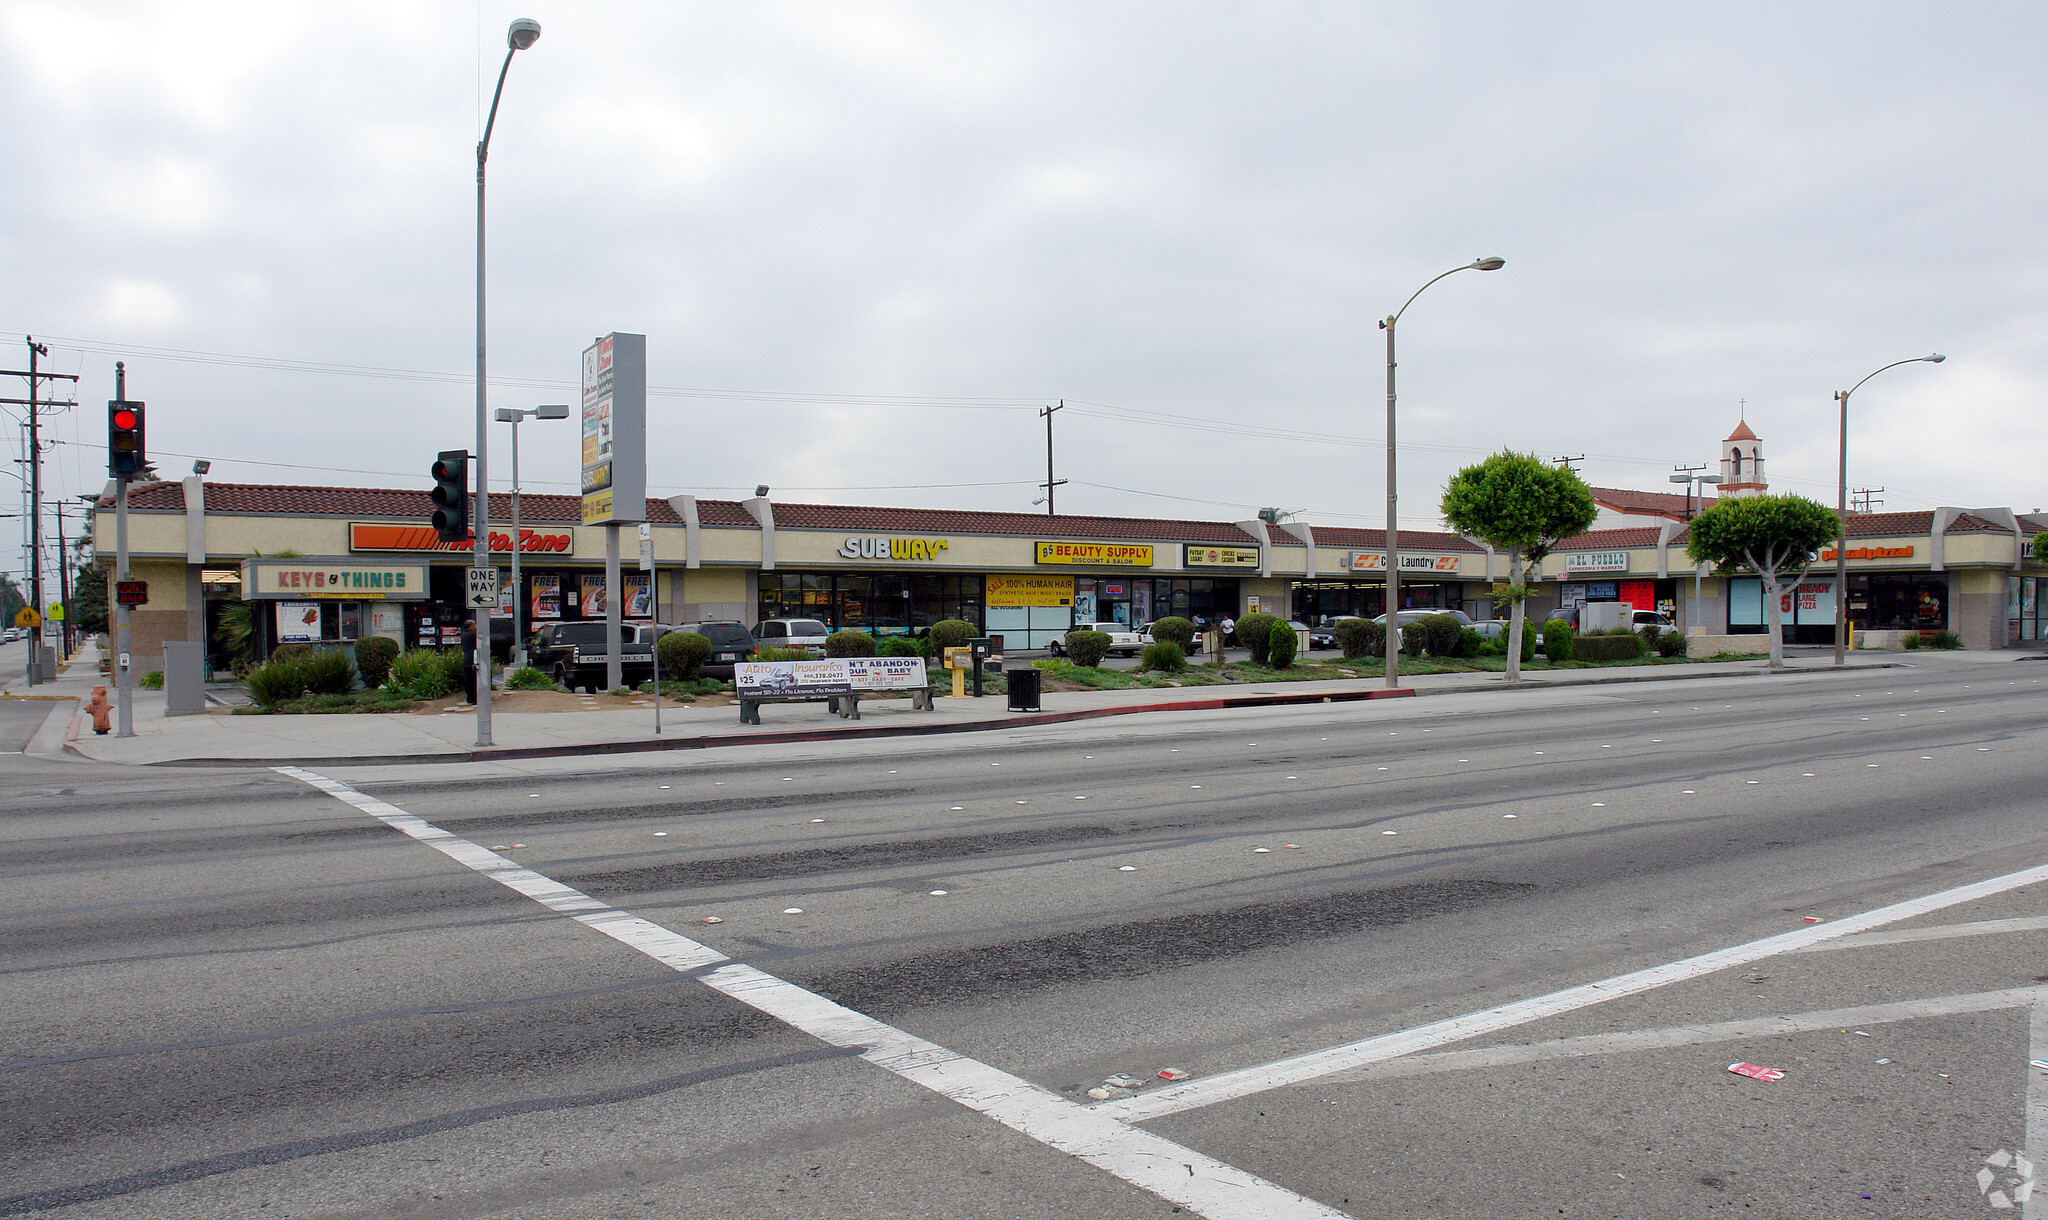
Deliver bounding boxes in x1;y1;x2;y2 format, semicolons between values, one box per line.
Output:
350;523;573;554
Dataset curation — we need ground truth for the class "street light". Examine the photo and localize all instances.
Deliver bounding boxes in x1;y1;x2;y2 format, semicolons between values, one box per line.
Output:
1378;256;1504;688
494;403;569;669
472;17;541;746
1670;466;1723;629
1833;353;1944;666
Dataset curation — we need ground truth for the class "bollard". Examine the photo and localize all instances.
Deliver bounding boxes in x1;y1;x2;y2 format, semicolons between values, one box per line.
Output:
87;686;113;736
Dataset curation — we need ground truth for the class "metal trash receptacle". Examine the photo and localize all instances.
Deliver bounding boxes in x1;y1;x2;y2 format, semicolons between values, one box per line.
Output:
1005;666;1040;712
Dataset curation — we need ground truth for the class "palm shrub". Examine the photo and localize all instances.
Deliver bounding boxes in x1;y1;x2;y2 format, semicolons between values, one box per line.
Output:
1266;620;1297;668
1900;633;1921;650
1063;629;1112;667
1234;612;1281;664
657;630;711;678
354;636;399;688
825;629;877;657
299;648;356;695
1148;616;1195;649
1541;618;1574;662
389;648;459;698
244;656;308;706
1334;617;1382;659
1413;614;1464;657
1141;640;1186;672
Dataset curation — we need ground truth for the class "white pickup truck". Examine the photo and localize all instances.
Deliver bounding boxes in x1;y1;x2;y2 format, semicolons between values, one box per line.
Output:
1048;621;1147;658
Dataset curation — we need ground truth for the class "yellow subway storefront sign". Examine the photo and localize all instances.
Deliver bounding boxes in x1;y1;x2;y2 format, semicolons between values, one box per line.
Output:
987;574;1075;608
1034;541;1153;567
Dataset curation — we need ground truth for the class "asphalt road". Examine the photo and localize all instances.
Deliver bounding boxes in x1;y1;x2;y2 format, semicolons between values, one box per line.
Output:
4;655;2047;1218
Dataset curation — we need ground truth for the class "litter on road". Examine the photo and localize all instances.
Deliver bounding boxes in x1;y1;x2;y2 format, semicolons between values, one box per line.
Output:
1157;1068;1192;1081
1728;1062;1786;1081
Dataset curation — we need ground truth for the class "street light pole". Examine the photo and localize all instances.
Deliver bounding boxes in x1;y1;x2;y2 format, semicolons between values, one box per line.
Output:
1833;353;1944;667
1378;257;1504;689
472;17;541;747
1669;466;1722;630
494;403;568;670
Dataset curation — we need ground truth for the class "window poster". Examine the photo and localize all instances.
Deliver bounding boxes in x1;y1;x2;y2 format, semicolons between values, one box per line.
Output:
531;574;562;620
623;573;651;618
579;574;607;617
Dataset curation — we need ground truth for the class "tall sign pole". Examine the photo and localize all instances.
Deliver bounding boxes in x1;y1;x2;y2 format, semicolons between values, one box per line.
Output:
0;338;79;684
580;333;647;693
113;362;133;737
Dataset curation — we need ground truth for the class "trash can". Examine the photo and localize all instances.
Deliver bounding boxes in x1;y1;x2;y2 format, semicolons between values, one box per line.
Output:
1006;666;1041;712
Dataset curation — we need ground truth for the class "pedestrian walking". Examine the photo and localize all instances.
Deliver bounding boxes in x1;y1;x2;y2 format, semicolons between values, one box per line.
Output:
460;620;478;705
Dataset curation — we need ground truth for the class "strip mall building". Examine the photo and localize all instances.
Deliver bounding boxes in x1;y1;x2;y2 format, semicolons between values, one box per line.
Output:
95;435;2047;674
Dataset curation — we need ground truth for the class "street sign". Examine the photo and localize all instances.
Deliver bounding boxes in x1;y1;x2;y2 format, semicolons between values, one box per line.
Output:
466;566;499;608
13;607;39;629
45;602;64;622
115;581;149;607
637;521;654;572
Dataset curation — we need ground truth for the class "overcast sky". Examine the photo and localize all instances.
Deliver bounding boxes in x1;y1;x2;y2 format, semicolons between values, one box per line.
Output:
4;1;2044;552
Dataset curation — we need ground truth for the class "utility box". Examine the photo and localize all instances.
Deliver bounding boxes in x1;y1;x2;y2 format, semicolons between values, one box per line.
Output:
163;641;206;717
1578;602;1627;633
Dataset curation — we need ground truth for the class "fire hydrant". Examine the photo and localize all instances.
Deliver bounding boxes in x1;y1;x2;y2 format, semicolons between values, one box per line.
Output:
87;686;112;736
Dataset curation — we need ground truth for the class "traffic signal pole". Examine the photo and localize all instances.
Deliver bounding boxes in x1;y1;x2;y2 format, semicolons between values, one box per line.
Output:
114;362;133;738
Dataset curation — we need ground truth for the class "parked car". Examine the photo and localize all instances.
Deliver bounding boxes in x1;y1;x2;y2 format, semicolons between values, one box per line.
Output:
1136;621;1203;653
527;621;656;693
754;617;831;655
1470;619;1509;640
663;620;758;679
1371;608;1475;628
1288;620;1335;651
1047;621;1145;658
0;627;18;643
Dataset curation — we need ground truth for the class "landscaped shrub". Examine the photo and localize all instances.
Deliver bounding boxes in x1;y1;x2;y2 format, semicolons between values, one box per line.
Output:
354;636;399;688
1930;630;1963;650
752;645;810;662
1572;631;1643;662
825;629;877;657
877;635;925;658
928;619;975;660
299;648;356;695
139;670;165;690
1148;616;1195;649
505;666;558;690
1063;629;1112;667
1456;628;1484;658
1413;614;1465;657
1652;631;1686;658
270;643;316;664
1541;618;1575;662
1267;619;1297;668
1234;612;1281;664
389;648;460;698
1141;640;1186;672
1334;617;1383;659
1901;633;1921;650
244;656;308;706
657;630;711;678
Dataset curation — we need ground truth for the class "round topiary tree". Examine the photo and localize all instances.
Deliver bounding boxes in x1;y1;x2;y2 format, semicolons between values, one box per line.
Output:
824;629;877;657
1063;629;1112;667
1413;614;1464;657
928;618;975;663
1148;616;1195;649
657;630;711;679
1541;617;1574;663
1266;619;1297;668
1234;612;1281;665
354;636;399;688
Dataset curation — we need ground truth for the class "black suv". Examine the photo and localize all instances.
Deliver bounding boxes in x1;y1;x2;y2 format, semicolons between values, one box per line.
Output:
667;621;758;679
527;621;655;692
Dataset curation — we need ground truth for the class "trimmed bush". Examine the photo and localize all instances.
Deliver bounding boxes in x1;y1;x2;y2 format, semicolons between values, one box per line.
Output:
1572;631;1643;662
1148;616;1195;649
1267;620;1297;668
1541;618;1575;662
877;635;925;658
1234;612;1281;665
928;618;975;659
354;636;399;688
389;648;460;699
1930;630;1963;650
1140;640;1186;672
1334;617;1383;659
657;630;712;679
1063;629;1112;667
825;629;877;658
1456;628;1484;658
1413;614;1464;657
505;666;558;690
299;648;356;695
244;656;308;706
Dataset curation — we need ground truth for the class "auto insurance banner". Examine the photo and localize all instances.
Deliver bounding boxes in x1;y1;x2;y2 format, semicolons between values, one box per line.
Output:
736;657;927;698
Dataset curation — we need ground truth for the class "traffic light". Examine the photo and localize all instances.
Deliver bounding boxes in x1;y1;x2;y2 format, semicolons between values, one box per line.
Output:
108;400;146;480
431;449;470;542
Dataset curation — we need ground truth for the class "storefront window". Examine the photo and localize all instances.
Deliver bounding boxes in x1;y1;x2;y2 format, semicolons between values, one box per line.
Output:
1849;574;1948;632
762;572;983;634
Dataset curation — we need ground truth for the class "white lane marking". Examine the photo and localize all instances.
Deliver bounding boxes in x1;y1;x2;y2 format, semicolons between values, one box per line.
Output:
1789;914;2048;954
276;767;1349;1220
1315;988;2044;1084
2030;998;2048;1220
1100;854;2048;1124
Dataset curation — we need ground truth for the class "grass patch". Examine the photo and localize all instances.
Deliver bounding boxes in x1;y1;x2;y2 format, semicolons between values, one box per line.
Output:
231;688;419;715
638;677;732;701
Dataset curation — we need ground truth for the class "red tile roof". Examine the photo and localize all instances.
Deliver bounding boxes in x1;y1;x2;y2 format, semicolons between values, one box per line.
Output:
1304;527;1481;552
766;501;1258;542
1553;527;1670;550
1591;486;1716;518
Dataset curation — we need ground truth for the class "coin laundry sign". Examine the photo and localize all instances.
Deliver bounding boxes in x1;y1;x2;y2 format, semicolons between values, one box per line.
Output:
838;536;951;560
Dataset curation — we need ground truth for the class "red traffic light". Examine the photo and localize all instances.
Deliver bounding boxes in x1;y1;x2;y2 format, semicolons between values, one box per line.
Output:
112;408;138;430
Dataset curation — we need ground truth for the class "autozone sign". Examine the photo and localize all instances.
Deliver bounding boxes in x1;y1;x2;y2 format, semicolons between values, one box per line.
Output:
350;523;575;555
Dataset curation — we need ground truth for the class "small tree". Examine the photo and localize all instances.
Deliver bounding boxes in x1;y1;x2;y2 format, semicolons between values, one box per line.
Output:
1440;452;1597;682
1685;493;1840;670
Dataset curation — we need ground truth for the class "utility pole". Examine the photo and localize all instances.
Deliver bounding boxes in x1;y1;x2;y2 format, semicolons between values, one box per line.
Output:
1554;454;1585;473
1852;487;1884;515
1039;401;1067;515
1;337;79;684
52;500;69;656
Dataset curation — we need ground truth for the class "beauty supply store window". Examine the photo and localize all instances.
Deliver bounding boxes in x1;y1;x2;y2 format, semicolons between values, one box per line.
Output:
758;572;984;634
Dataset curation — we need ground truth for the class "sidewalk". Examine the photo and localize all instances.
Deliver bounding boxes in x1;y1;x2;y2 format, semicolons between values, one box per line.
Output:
11;645;1927;768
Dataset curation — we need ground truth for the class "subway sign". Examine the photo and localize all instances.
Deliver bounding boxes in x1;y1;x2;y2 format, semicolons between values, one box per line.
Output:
837;535;951;561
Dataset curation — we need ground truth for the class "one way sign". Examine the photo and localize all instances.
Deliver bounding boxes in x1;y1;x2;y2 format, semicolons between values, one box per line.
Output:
466;566;500;609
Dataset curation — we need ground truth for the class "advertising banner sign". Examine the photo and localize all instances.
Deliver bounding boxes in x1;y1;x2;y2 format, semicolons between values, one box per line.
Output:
276;601;321;643
579;574;607;617
987;573;1075;607
580;332;647;525
623;573;652;618
736;657;927;698
1183;544;1260;568
1344;552;1462;573
1034;541;1153;567
531;573;562;620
